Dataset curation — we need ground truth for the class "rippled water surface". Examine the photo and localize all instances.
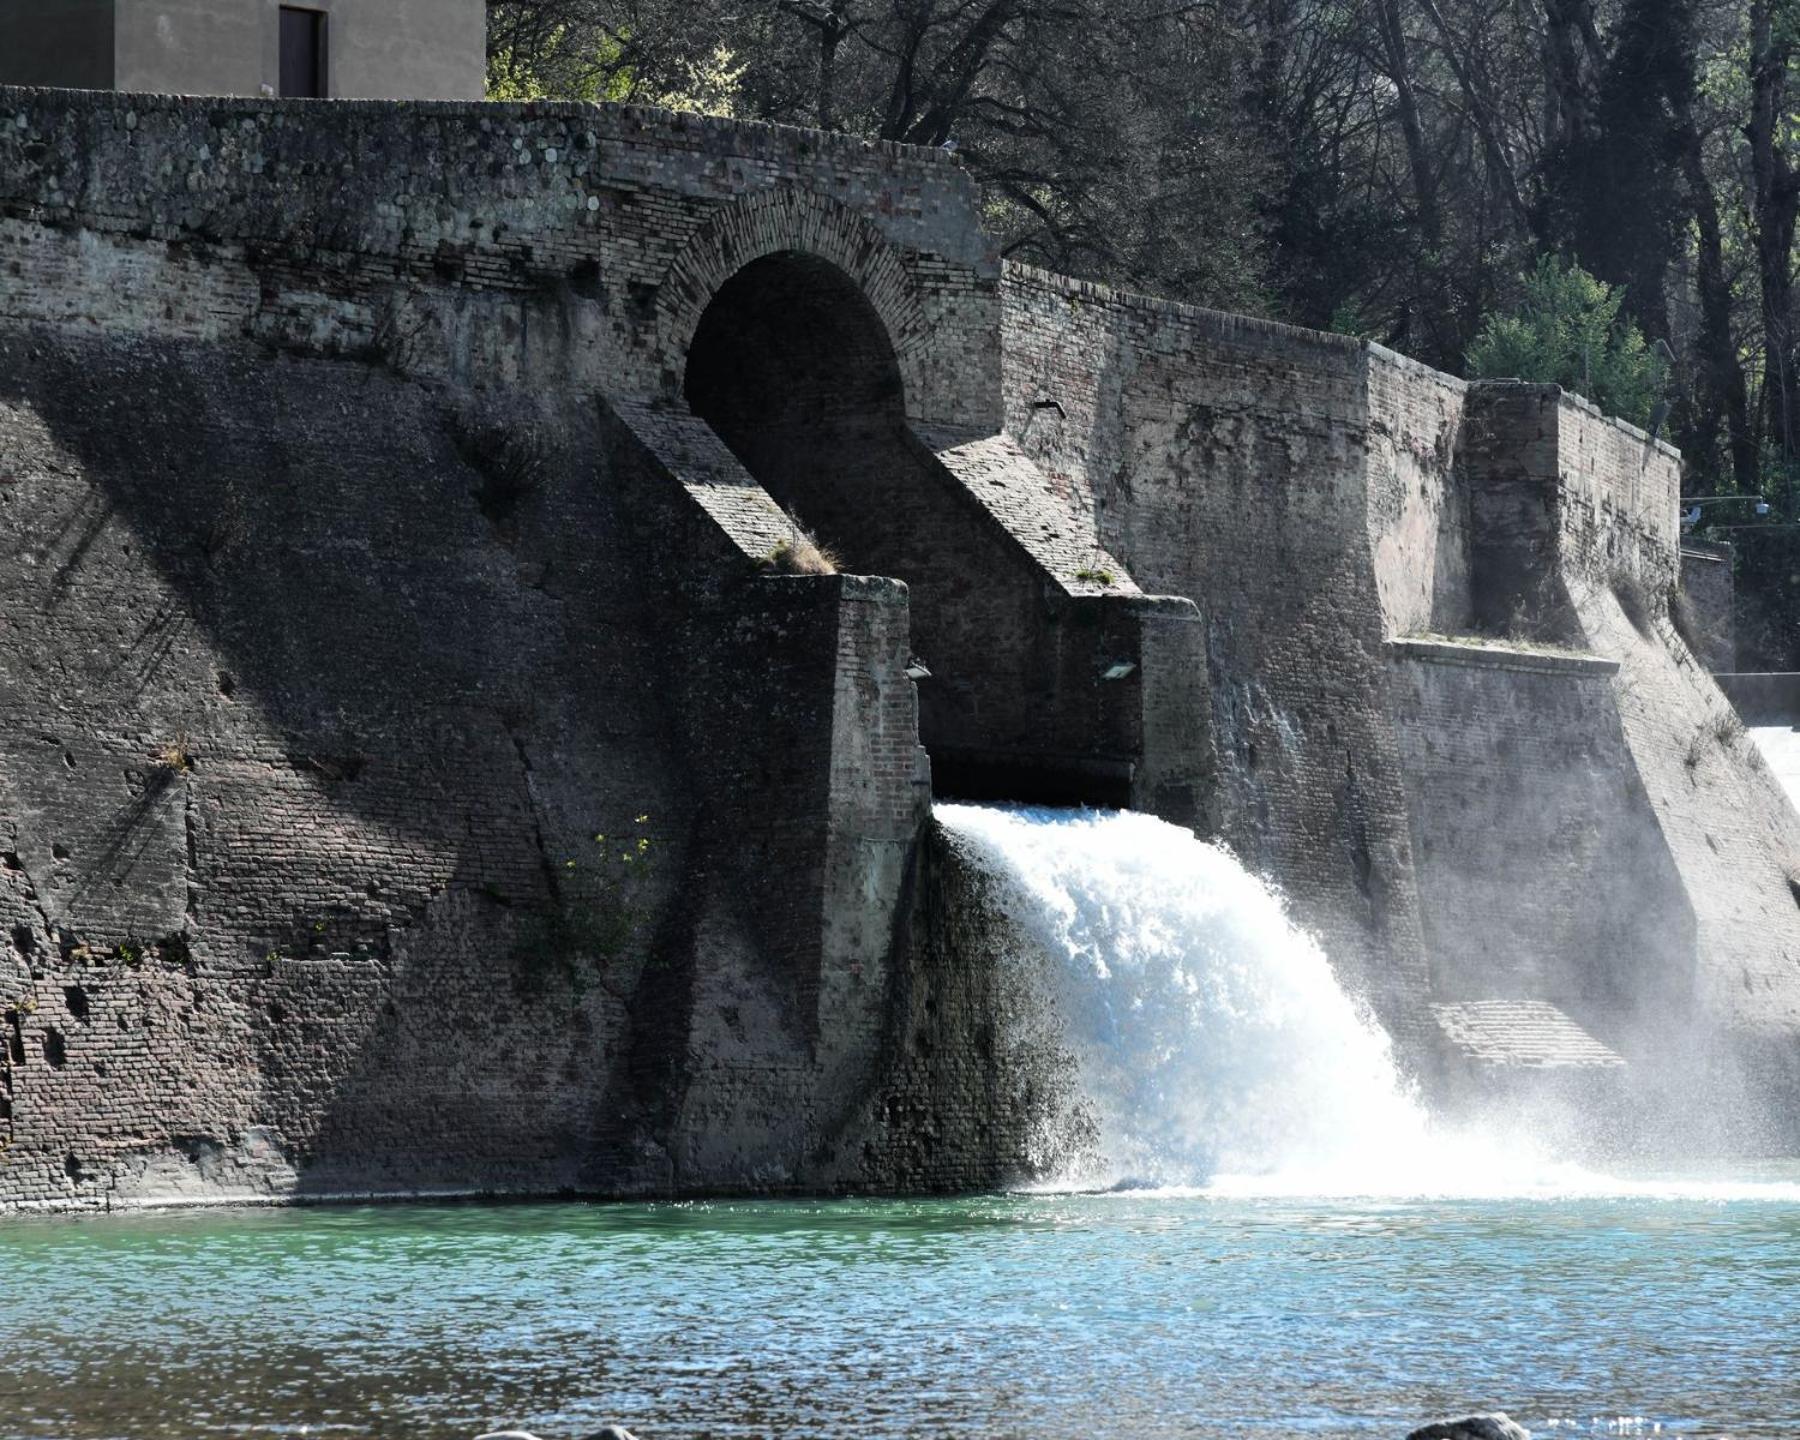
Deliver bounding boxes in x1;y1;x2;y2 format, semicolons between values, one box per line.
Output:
4;1186;1798;1440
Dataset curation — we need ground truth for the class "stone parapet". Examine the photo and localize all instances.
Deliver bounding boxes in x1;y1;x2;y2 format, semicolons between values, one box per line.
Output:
0;85;1001;428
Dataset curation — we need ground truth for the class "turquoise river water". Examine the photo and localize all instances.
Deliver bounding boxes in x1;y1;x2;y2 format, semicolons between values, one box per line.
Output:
7;805;1798;1439
3;1185;1799;1440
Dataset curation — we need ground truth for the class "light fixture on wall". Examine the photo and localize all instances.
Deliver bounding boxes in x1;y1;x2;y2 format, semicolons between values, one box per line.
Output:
1021;397;1066;441
905;659;932;681
1684;495;1774;528
1102;661;1136;681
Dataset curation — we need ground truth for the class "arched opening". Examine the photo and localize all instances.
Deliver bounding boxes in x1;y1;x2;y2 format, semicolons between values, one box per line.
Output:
684;250;1118;804
684;251;906;439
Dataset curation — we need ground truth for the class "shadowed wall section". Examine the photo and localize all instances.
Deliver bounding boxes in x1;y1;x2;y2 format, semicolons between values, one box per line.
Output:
684;250;1211;813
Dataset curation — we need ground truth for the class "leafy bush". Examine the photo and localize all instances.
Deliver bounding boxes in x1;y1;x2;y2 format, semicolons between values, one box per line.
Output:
1467;257;1667;426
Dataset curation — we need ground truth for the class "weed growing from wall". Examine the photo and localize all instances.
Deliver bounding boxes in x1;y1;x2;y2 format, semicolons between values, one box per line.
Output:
1668;584;1708;656
761;521;840;576
449;397;552;532
515;814;659;997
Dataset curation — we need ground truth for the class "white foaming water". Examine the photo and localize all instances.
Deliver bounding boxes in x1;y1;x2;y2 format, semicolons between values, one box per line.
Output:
937;802;1800;1202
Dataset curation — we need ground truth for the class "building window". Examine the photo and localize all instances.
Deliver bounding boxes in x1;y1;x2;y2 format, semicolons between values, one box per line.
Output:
279;7;326;98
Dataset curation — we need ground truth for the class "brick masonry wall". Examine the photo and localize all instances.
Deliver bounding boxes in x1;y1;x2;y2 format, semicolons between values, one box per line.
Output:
1385;642;1694;1039
1679;541;1736;673
0;87;1190;1208
0;330;679;1207
0;85;1001;429
5;82;1800;1200
1542;405;1800;1034
1365;346;1472;637
1571;605;1800;1147
1000;261;1800;1131
0;321;1002;1208
1400;394;1800;1143
999;263;1436;1050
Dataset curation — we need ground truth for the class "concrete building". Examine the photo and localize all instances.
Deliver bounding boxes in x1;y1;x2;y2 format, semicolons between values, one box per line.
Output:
0;0;485;99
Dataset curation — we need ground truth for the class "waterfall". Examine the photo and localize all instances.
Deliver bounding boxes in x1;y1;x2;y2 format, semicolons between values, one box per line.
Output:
935;802;1440;1192
937;801;1800;1199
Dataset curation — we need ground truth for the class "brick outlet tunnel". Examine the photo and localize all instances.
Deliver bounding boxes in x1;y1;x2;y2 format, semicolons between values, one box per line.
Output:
684;250;1137;808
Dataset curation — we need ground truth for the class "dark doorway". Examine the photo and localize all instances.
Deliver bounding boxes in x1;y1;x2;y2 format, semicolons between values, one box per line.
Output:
279;7;326;98
685;252;904;438
683;251;918;584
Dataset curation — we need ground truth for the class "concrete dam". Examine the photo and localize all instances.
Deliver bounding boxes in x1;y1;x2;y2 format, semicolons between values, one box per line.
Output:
1;87;1798;1211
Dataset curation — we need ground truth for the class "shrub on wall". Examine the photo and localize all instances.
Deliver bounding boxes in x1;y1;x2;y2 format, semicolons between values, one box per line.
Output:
1467;258;1667;427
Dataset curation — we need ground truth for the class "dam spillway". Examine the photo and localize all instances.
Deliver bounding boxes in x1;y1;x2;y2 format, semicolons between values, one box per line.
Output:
936;802;1438;1193
0;85;1798;1210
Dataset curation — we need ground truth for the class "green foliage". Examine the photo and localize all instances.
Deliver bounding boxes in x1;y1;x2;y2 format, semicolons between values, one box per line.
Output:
487;17;741;115
1466;258;1668;426
515;813;659;996
487;24;635;102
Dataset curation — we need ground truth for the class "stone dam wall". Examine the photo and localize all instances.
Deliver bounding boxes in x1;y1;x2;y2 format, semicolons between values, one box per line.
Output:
0;88;1797;1209
999;265;1800;1140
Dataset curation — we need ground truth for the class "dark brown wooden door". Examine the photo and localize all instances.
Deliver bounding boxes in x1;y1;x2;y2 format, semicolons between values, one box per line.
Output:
279;8;325;97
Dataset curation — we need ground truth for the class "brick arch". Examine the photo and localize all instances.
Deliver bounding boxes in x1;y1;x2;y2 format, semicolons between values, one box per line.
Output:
658;190;934;416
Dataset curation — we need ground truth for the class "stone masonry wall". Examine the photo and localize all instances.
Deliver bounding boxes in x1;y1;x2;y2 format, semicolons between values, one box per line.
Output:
1000;260;1800;1130
999;263;1436;1050
0;85;1000;429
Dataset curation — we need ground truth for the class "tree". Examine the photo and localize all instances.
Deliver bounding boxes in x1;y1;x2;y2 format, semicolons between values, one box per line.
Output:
485;0;1269;309
1466;257;1670;425
1746;0;1800;460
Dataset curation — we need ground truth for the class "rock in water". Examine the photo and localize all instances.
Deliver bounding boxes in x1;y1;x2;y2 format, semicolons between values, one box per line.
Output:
1406;1414;1530;1440
473;1430;639;1440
